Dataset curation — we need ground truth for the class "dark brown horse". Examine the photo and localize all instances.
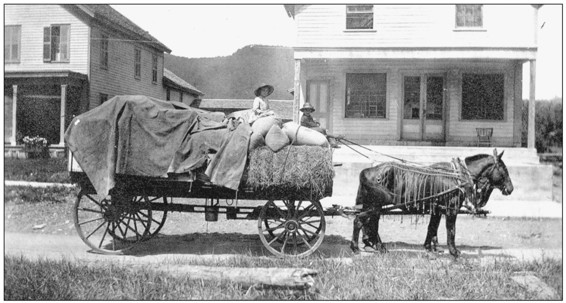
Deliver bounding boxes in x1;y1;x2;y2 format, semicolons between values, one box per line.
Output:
350;149;513;257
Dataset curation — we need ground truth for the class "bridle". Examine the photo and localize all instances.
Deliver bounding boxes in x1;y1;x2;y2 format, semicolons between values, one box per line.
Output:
472;154;509;208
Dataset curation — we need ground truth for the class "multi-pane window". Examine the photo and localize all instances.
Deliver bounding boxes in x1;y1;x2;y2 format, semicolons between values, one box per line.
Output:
152;54;158;83
43;24;70;62
345;73;387;118
346;5;373;30
456;5;483;28
134;48;141;79
461;74;504;120
5;25;21;62
100;34;108;69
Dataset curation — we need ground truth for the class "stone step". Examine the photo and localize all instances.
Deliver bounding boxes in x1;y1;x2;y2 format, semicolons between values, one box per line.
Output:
333;146;541;165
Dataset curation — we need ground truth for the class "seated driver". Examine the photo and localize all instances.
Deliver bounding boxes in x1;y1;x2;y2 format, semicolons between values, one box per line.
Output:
299;102;341;148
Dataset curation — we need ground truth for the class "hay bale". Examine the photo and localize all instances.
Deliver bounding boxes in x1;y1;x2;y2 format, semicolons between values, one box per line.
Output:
243;146;334;199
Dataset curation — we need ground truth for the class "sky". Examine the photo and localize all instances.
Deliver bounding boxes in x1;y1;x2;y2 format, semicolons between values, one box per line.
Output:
112;4;562;100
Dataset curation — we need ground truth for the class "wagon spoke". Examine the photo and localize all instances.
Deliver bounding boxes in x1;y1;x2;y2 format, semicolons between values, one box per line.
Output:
298;229;313;248
77;207;105;215
293;232;298;254
280;232;289;252
297;204;315;220
86;220;107;240
78;216;105;226
300;221;320;230
299;226;317;237
85;194;105;208
296;200;303;211
268;200;286;219
265;222;285;232
98;222;111;249
134;212;150;231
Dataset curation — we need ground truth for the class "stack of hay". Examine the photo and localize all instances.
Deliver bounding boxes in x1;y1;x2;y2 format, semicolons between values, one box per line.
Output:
242;145;334;200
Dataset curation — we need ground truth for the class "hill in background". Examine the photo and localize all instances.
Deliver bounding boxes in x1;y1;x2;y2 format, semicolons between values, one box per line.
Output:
165;45;294;100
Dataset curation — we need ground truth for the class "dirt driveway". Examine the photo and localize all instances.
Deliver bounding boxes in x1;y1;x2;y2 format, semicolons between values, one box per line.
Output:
5;208;562;263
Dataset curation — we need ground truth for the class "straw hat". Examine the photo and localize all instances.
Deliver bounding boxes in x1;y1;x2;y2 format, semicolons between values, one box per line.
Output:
300;102;315;112
254;83;274;97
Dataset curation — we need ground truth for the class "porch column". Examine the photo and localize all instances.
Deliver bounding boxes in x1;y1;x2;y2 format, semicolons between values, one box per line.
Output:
59;84;67;146
528;60;536;149
293;59;301;123
10;85;18;146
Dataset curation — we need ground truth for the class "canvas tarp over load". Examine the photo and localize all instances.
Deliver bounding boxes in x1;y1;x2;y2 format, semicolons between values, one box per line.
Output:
65;95;251;196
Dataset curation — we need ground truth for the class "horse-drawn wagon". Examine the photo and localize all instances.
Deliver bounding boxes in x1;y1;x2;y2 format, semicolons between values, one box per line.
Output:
66;95;511;258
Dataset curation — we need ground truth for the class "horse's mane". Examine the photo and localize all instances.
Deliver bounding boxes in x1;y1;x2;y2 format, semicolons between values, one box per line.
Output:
464;154;491;165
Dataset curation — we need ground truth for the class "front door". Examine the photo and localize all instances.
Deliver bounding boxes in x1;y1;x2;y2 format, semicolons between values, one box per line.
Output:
401;74;445;141
306;80;330;130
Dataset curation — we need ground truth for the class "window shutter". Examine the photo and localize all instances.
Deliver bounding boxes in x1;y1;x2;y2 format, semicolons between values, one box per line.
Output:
43;27;51;61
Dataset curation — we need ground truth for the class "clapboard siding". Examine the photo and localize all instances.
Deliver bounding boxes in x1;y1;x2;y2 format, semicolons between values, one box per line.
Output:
4;5;89;74
295;5;536;48
305;59;518;145
89;27;165;109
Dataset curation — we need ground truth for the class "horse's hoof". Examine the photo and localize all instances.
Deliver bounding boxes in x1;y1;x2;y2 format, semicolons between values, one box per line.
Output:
363;245;377;253
449;249;461;258
378;245;388;254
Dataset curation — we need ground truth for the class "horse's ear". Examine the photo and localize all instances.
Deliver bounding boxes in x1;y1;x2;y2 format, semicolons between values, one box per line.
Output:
498;150;505;159
493;148;498;157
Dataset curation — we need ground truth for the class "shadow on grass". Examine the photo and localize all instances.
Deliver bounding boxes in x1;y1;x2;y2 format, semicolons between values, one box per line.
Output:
120;233;355;258
116;233;502;260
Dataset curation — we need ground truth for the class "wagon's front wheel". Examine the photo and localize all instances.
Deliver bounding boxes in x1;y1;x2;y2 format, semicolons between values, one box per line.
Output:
258;199;326;257
73;190;152;254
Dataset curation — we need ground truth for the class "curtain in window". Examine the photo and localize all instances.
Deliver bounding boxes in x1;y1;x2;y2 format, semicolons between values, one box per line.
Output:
345;73;387;118
456;5;483;27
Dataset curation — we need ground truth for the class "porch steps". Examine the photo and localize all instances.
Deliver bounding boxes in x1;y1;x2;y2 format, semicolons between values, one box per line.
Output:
330;146;554;202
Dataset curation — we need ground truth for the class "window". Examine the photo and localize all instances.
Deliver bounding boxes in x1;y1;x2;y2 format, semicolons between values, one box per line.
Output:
166;88;170;101
345;73;387;118
43;24;70;62
100;34;108;69
461;74;504;120
346;5;373;30
5;25;21;62
152;54;158;83
134;48;141;79
456;5;483;28
99;93;108;104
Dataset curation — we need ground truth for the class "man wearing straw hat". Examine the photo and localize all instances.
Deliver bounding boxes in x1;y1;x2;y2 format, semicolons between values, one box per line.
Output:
300;102;341;148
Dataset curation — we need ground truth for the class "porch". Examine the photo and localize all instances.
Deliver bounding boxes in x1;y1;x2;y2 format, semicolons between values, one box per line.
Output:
4;70;88;158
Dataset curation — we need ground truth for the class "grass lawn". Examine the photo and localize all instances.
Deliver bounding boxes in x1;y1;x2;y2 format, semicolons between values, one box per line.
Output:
4;158;70;183
4;252;562;300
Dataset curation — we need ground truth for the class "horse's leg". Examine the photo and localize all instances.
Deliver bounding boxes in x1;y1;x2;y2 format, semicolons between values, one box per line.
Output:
350;214;363;254
350;181;367;253
366;212;387;253
445;212;460;258
424;212;442;252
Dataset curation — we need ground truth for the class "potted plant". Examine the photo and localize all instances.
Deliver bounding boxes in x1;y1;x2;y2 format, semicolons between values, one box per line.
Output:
22;136;49;159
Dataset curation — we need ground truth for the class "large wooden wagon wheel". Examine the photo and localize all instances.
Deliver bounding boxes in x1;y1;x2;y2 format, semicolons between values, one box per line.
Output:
258;199;326;257
73;190;152;254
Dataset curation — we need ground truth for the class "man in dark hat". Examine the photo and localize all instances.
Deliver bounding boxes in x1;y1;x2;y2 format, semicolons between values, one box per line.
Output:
300;102;341;148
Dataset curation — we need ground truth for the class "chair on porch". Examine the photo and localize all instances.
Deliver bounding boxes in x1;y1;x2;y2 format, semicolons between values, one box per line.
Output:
476;128;493;147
